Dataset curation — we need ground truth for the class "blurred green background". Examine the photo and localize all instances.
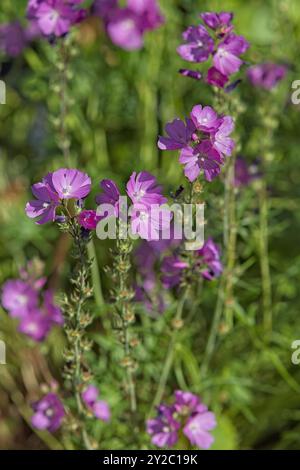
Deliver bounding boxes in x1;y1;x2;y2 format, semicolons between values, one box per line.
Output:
1;0;300;450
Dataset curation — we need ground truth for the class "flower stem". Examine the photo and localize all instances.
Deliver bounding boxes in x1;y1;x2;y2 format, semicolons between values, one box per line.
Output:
201;277;224;377
112;232;137;414
259;181;272;334
223;154;237;329
61;214;94;449
87;239;104;310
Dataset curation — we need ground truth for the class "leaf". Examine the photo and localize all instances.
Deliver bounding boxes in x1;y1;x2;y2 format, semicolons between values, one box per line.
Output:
210;415;238;450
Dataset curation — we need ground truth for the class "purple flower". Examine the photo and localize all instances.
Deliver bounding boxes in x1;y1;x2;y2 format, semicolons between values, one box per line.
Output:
0;22;27;57
127;171;167;206
196;238;223;281
93;0;118;20
234;156;261;187
177;25;214;63
247;63;287;90
25;177;60;225
159;104;234;183
27;0;86;37
179;69;202;81
174;390;200;416
1;280;38;318
43;290;64;325
130;203;172;241
127;0;164;31
200;11;233;35
179;141;223;183
51;168;91;200
147;391;216;450
206;66;229;88
82;385;111;422
31;393;65;432
102;0;164;51
161;255;188;289
107;8;145;50
18;310;51;341
211;116;235;157
190;105;220;132
158;118;195;151
147;405;180;448
96;179;121;216
78;210;101;230
1;263;63;342
213;33;249;76
183;409;216;449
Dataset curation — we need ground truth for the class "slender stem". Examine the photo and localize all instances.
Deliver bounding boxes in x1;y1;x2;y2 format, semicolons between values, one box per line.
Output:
61;213;94;449
223;154;237;329
56;38;71;167
148;287;189;417
114;232;137;414
201;277;225;377
87;239;104;309
259;181;272;334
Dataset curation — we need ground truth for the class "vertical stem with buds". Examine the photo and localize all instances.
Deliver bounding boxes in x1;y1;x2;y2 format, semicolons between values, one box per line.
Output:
60;210;94;449
51;37;74;167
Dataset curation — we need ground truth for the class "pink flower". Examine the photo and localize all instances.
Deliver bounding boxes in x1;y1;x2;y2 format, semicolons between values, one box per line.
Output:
51;168;91;200
82;385;111;421
27;0;86;37
78;210;101;230
183;410;216;449
31;393;65;432
127;171;167;206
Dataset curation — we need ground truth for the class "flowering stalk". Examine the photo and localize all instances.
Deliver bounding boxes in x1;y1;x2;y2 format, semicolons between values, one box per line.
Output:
51;37;74;167
149;285;189;416
111;225;137;414
257;98;278;335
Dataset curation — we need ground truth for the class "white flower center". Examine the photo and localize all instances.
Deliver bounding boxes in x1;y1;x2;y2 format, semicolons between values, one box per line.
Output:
62;185;72;196
17;294;27;306
133;189;146;201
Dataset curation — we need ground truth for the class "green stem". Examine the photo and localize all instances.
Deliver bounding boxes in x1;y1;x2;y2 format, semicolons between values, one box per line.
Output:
201;277;225;377
148;287;189;417
114;233;137;414
223;154;237;329
87;239;104;309
259;181;272;334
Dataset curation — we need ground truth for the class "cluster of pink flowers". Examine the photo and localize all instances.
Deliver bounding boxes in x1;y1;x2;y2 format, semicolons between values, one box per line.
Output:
94;171;172;240
178;11;249;88
94;0;164;50
25;168;172;242
26;0;87;37
1;261;63;341
147;390;216;449
247;62;287;90
158;103;235;182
